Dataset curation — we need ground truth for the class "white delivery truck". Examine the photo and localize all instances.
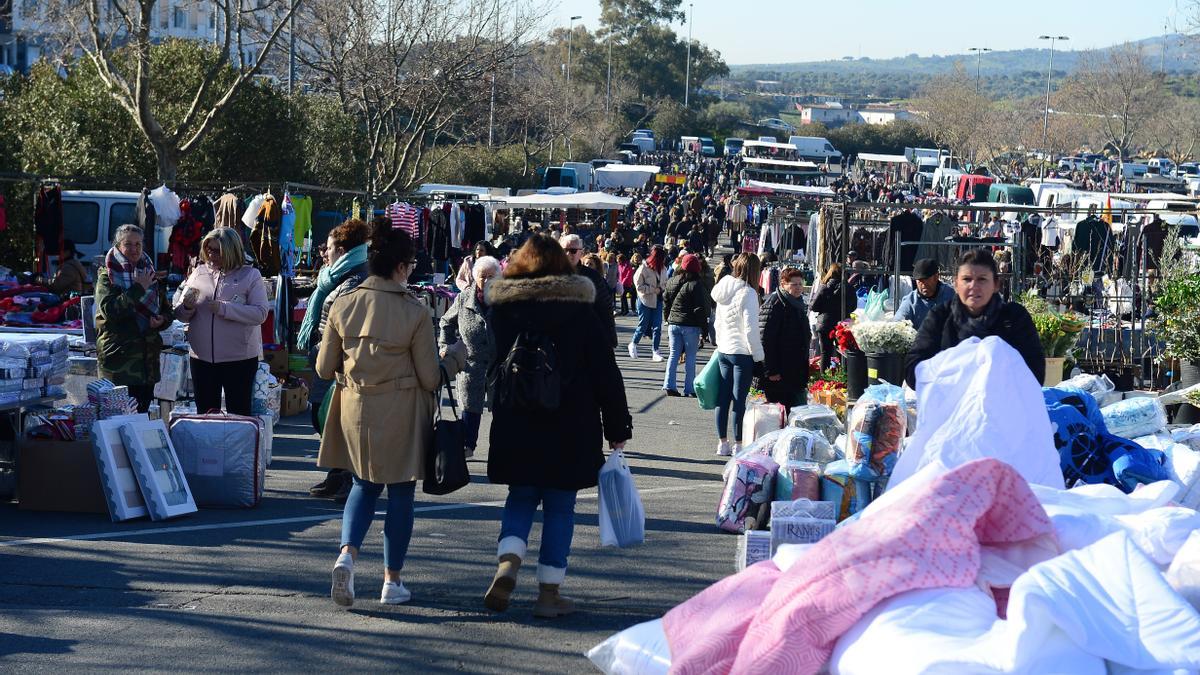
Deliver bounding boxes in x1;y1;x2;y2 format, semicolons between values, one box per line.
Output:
788;136;842;164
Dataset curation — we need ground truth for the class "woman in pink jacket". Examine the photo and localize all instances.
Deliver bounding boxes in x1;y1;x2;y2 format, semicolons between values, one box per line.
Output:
175;227;270;416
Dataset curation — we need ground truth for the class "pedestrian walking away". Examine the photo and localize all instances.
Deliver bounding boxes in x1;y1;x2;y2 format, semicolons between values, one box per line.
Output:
482;233;633;618
661;253;710;397
316;223;465;608
711;253;764;457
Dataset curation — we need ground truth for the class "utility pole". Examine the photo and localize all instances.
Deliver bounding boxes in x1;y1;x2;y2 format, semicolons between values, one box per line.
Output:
288;0;296;98
1039;35;1069;180
606;32;612;113
683;2;693;108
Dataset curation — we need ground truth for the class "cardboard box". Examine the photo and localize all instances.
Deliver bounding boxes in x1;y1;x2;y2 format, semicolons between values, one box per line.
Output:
18;439;108;513
263;349;289;378
280;382;309;418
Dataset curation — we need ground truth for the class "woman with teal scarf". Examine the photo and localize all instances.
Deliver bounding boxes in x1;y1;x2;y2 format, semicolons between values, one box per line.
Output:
304;219;371;501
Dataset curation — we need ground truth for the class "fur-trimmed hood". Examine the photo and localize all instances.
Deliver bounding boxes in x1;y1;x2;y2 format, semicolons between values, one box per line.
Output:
486;273;596;306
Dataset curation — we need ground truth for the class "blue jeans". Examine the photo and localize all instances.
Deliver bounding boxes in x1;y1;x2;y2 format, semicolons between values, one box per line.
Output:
632;299;662;352
663;325;701;394
715;352;755;441
498;486;578;570
341;477;416;572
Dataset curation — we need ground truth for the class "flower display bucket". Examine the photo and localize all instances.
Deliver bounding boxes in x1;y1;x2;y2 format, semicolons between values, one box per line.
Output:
844;350;868;401
1044;357;1066;387
865;352;904;387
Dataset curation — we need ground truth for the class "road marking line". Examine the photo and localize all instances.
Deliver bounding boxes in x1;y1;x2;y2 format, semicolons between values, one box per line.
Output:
0;485;701;549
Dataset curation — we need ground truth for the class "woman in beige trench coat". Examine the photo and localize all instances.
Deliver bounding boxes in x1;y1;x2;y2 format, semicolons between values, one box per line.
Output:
317;225;464;608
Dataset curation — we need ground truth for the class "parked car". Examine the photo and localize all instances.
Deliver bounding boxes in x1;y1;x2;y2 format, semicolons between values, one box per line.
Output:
757;117;796;133
1176;162;1200;177
724;138;745;156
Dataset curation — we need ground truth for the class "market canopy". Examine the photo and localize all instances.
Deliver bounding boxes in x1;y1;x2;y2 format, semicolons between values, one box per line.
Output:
594;164;661;189
742;180;835;197
857;153;910;164
500;191;633;210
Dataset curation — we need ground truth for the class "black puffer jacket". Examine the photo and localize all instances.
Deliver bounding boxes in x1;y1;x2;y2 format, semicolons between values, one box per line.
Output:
759;289;812;394
904;298;1045;388
809;279;853;335
662;272;710;328
485;274;633;491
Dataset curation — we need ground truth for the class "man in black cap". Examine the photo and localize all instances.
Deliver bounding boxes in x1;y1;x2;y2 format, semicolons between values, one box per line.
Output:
895;258;955;329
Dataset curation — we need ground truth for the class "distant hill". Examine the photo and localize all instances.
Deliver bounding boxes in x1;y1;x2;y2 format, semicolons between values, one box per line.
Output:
723;34;1200;101
729;34;1197;77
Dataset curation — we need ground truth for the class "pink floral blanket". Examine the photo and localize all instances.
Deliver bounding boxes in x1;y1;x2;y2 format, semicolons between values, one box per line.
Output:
663;459;1057;674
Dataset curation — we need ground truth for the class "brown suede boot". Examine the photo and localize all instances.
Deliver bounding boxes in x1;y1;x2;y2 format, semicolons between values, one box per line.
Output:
533;583;576;618
483;553;522;612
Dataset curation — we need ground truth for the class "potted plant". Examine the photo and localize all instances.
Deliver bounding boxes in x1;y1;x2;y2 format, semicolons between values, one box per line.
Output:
849;320;918;387
1021;291;1084;387
833;321;867;400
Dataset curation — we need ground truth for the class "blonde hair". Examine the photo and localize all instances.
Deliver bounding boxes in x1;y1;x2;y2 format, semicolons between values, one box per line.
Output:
201;227;246;272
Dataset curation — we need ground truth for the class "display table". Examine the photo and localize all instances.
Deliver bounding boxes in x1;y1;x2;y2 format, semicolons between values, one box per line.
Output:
0;396;67;500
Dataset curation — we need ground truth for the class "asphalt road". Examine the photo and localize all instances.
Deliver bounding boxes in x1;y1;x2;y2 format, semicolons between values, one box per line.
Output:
0;314;734;673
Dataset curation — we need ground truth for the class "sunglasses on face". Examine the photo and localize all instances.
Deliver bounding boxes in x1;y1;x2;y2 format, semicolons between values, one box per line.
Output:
565;248;581;254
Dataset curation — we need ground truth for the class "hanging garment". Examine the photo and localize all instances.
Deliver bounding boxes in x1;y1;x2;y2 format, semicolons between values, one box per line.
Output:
35;185;64;266
291;195;313;245
135;188;157;232
190;195;215;230
242;193;266;230
464;204;486;249
214;193;241;231
887;210;924;273
1073;216;1114;273
167;200;204;272
450;202;465;249
280;193;297;279
250;194;282;276
429;207;451;262
148;184;182;227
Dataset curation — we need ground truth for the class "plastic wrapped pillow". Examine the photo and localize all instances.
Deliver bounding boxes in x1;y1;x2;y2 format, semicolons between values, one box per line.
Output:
1101;397;1168;440
586;619;670;675
787;404;842;443
770;427;837;466
1058;372;1116;397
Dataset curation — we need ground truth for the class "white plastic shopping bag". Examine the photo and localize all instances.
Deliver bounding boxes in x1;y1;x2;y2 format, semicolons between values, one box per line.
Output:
598;450;645;548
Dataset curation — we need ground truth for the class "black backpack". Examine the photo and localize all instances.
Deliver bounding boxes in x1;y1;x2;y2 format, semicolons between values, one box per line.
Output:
492;331;561;412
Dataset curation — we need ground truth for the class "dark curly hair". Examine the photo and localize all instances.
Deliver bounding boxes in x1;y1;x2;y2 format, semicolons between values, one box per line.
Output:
367;220;416;278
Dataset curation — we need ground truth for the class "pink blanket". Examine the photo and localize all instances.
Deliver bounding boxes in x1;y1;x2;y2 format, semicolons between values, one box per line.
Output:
663;459;1057;674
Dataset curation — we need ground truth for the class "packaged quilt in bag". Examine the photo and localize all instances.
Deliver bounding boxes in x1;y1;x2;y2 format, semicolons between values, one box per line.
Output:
598;450;645;548
821;459;869;521
716;453;778;533
741;402;786;447
169;413;264;508
788;404;842;444
1101;397;1168;440
775;460;821;501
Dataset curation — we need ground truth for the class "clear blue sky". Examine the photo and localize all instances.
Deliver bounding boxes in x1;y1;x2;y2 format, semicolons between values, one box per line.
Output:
549;0;1187;65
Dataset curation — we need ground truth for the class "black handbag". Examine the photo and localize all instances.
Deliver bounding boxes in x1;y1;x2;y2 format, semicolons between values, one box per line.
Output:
423;367;470;495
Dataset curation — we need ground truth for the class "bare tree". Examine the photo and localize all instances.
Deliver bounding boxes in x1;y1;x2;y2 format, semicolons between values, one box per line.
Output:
1063;45;1166;163
1148;95;1200;165
912;64;992;166
298;0;543;195
35;0;302;181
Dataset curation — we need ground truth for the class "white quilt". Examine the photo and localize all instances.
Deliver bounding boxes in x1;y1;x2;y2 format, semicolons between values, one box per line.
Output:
830;533;1200;674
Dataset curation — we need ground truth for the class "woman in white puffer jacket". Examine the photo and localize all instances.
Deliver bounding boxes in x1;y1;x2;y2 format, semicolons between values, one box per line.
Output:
710;253;764;456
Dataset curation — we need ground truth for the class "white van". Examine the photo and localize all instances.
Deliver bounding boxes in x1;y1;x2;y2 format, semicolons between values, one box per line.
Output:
788;136;842;164
60;191;146;279
561;162;595;191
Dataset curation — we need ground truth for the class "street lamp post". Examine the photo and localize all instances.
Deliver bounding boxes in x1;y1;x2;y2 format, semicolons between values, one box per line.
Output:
683;2;693;108
967;46;991;93
566;15;581;82
606;32;612;113
1039;35;1069;179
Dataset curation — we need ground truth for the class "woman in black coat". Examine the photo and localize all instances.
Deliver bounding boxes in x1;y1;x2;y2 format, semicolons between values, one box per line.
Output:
482;234;633;619
809;263;853;371
905;248;1044;389
759;267;813;408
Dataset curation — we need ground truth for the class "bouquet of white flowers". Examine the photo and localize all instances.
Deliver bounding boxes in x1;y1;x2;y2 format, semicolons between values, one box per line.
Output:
850;320;918;355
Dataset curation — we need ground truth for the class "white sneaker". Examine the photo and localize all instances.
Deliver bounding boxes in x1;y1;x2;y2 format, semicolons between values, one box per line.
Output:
716;440;732;456
380;580;412;605
627;342;639;359
651;350;664;362
732;441;743;455
331;552;355;607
